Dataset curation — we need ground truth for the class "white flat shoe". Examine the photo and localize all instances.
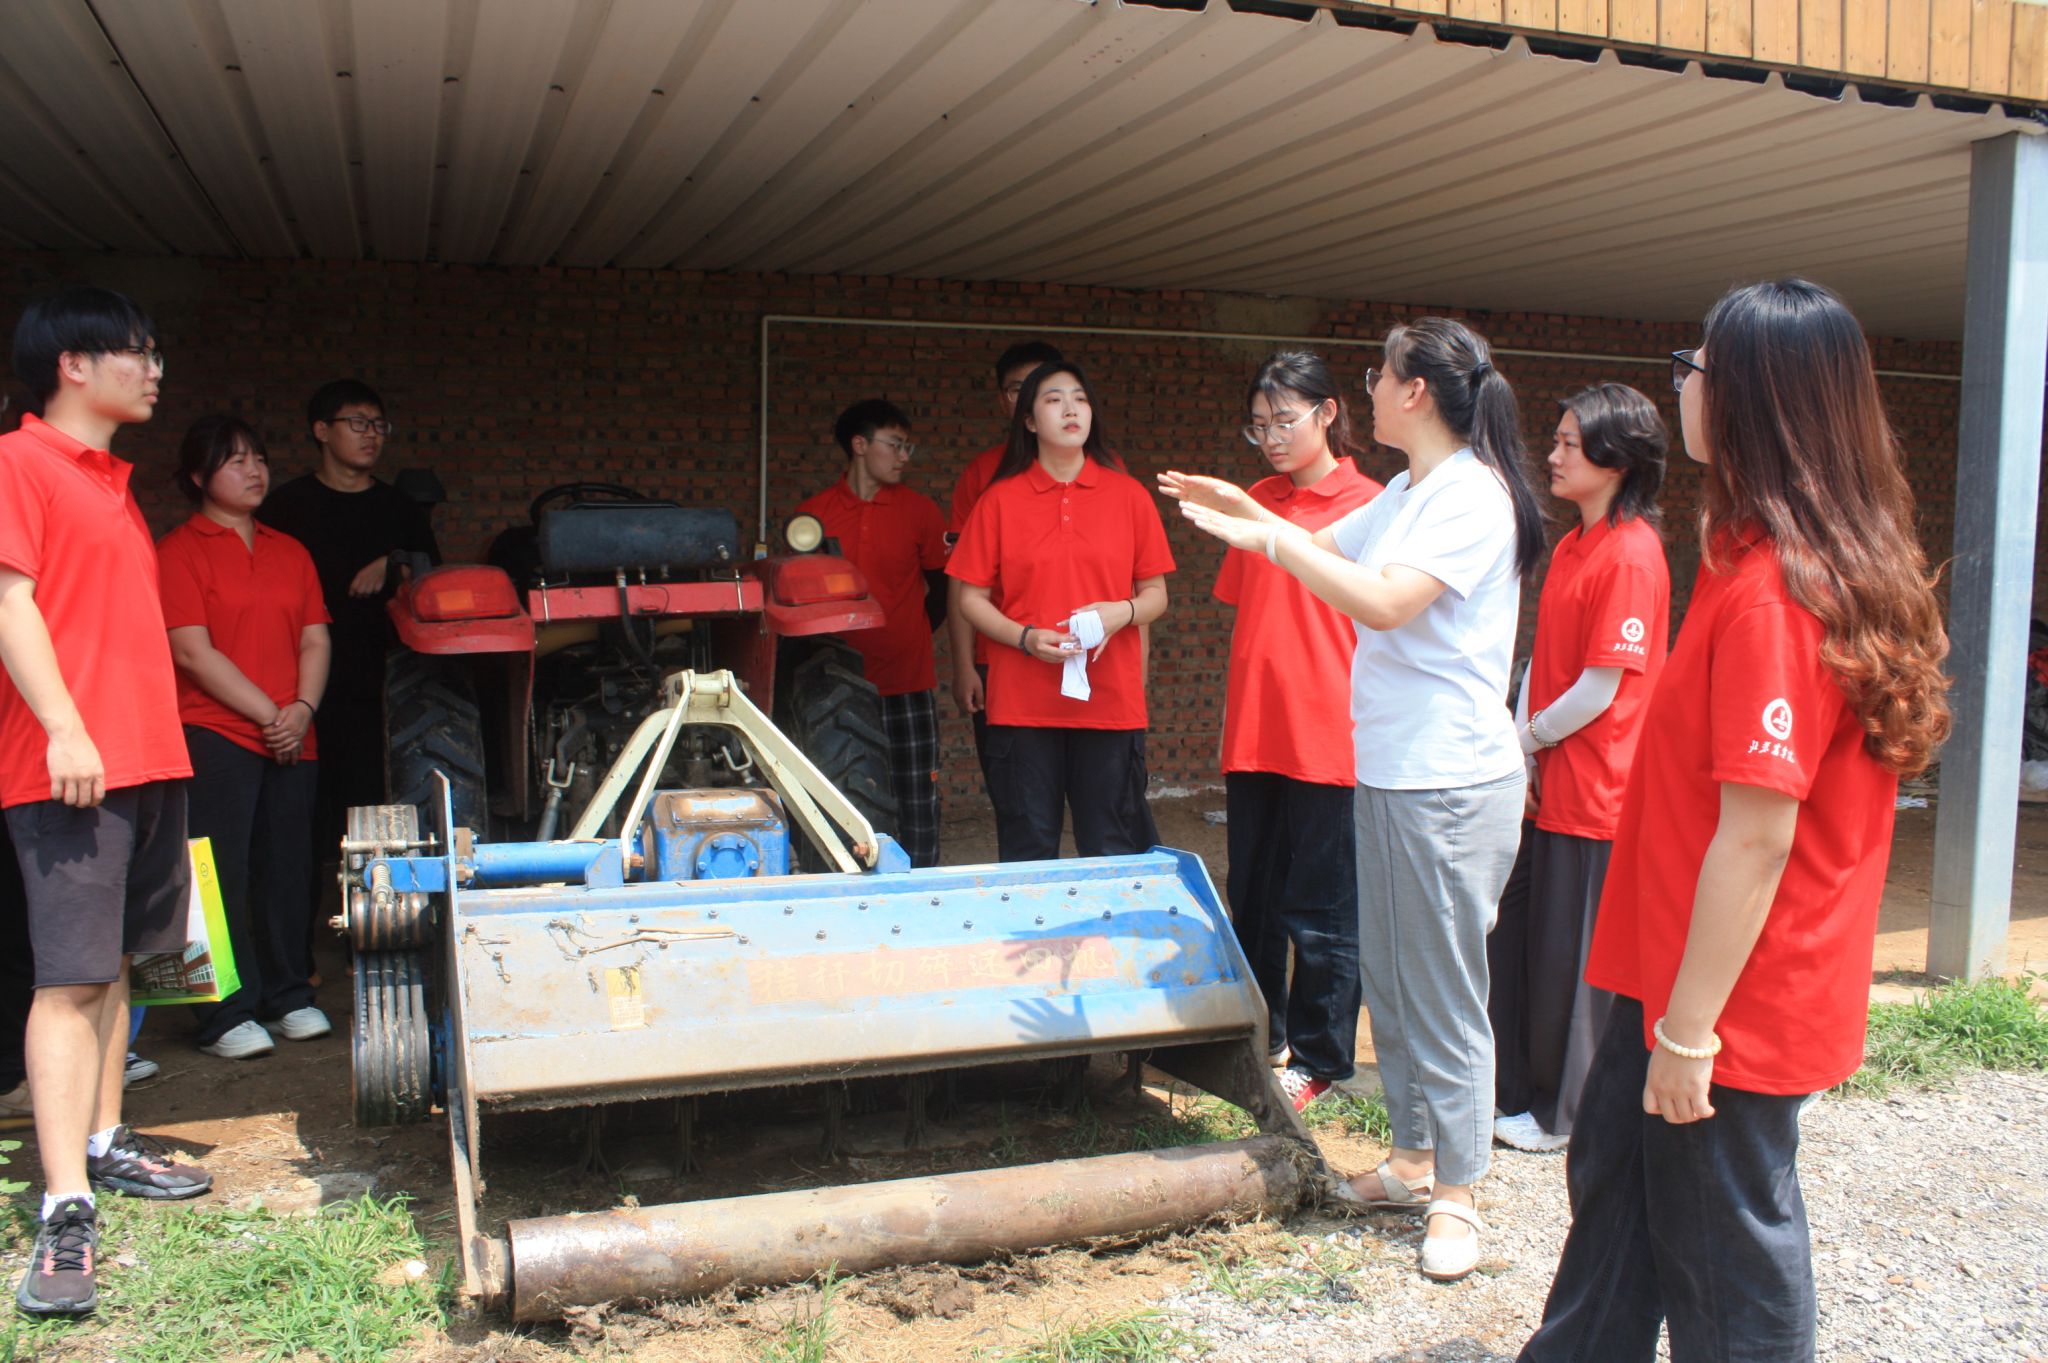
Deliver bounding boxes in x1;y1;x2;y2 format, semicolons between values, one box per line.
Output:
1420;1198;1484;1282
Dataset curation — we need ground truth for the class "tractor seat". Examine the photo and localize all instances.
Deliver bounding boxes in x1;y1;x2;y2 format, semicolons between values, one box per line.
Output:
535;502;740;579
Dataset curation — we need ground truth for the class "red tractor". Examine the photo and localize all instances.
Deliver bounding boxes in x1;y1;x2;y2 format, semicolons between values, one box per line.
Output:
379;482;896;856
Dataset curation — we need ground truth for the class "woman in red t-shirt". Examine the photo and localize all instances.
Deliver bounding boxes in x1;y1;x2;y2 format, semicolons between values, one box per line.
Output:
1489;384;1669;1154
947;362;1175;861
1213;351;1382;1115
1520;280;1950;1362
157;416;332;1061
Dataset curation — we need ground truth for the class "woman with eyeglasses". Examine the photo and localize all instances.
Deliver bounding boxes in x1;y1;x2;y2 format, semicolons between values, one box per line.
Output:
1488;384;1670;1158
157;416;334;1060
948;362;1174;862
1211;351;1382;1116
1165;317;1545;1282
1519;280;1950;1361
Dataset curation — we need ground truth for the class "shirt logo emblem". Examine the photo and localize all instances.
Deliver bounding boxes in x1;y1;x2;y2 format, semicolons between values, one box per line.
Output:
1762;698;1793;741
1619;617;1645;643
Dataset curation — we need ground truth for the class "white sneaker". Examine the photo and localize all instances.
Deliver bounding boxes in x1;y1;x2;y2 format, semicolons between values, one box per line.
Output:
1493;1111;1570;1152
0;1081;31;1124
201;1020;275;1059
270;1007;332;1042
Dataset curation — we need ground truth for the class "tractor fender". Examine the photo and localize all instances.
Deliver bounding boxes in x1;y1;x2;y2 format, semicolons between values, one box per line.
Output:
387;565;537;655
747;554;885;638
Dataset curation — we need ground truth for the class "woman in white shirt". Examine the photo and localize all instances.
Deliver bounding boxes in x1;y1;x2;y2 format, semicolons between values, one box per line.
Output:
1163;317;1542;1282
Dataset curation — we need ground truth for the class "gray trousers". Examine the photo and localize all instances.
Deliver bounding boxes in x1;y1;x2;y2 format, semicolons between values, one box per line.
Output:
1354;772;1526;1186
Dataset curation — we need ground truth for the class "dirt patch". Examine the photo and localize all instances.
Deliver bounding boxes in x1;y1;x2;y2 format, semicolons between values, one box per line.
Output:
9;793;2035;1362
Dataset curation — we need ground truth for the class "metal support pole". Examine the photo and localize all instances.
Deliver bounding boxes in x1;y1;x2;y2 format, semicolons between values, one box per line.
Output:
1931;132;2048;982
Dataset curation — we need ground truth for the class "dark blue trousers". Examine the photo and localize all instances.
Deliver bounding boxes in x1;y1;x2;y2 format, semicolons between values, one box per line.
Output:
1520;996;1816;1363
1224;772;1359;1083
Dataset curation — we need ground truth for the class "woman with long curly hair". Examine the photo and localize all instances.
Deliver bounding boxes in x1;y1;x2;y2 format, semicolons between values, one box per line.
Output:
1520;279;1951;1362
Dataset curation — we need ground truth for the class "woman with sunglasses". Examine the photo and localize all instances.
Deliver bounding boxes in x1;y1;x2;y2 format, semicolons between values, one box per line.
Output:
1212;351;1382;1114
1520;280;1950;1361
949;362;1174;861
1165;317;1545;1281
1489;384;1670;1156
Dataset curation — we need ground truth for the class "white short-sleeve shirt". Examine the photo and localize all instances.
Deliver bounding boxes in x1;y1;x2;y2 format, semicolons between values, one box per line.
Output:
1328;448;1524;789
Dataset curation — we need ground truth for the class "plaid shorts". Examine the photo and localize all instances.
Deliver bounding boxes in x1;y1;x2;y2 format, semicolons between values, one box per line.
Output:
879;689;940;868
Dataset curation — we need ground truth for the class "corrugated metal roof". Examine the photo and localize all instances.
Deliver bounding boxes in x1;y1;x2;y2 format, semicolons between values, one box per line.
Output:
1;0;2033;337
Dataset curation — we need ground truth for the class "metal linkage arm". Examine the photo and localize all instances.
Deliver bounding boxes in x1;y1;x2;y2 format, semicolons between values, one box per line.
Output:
566;669;878;873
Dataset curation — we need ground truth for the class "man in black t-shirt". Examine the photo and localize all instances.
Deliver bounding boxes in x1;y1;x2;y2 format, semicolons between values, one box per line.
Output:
258;380;439;857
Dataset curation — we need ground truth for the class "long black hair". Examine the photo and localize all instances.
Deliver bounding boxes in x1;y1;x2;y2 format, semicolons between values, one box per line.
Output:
1382;317;1544;576
993;361;1123;484
1558;382;1666;527
1247;349;1362;459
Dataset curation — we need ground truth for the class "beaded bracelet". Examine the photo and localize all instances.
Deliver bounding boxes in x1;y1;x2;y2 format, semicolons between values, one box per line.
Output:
1652;1016;1722;1060
1018;625;1034;653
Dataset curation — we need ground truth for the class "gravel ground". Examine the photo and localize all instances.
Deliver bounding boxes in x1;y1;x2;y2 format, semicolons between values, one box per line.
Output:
1158;1070;2048;1363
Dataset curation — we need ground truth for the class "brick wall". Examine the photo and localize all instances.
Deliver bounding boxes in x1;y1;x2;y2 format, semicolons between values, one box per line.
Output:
0;252;2018;807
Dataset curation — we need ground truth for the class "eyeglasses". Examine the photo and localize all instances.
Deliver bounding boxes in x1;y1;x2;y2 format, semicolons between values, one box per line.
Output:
112;346;165;374
1671;349;1705;393
867;434;917;459
1363;367;1380;393
1241;403;1327;447
326;414;395;437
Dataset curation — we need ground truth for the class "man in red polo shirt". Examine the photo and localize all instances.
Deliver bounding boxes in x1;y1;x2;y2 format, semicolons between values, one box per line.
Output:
0;288;213;1319
946;341;1064;780
797;400;949;867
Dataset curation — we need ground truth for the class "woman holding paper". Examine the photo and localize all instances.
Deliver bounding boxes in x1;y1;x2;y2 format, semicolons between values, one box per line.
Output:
156;415;331;1060
948;362;1175;862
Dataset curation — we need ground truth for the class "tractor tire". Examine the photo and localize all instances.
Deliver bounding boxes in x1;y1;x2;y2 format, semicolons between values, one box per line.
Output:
383;651;489;838
776;639;898;872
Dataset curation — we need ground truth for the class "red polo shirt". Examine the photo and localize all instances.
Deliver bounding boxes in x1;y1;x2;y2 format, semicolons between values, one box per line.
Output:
949;442;1006;668
948;457;1175;730
1584;530;1897;1095
1213;460;1382;786
157;514;332;758
794;478;948;697
0;414;192;808
1529;515;1670;839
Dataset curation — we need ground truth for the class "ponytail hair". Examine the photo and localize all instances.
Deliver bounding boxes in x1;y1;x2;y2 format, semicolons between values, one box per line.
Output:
993;362;1123;484
1559;382;1666;527
1247;349;1362;459
1383;318;1545;576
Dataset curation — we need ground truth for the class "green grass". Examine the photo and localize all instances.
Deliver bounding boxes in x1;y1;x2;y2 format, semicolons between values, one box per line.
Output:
1303;1089;1393;1145
1194;1233;1368;1308
1062;1095;1257;1159
759;1266;844;1363
1837;975;2048;1098
0;1195;446;1363
986;1308;1205;1362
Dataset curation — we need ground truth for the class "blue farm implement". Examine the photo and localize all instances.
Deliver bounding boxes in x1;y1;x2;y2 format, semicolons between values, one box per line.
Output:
340;669;1325;1320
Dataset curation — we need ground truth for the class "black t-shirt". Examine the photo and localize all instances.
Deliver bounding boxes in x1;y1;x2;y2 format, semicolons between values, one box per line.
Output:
259;473;440;708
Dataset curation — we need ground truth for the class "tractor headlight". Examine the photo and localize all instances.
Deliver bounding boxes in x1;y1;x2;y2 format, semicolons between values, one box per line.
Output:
785;514;825;554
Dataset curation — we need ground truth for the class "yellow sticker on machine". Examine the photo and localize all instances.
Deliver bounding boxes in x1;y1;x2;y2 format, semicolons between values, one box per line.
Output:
605;966;646;1029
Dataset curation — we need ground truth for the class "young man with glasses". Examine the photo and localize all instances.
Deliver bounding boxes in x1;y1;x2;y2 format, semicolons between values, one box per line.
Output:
0;288;214;1318
796;400;949;867
259;380;439;879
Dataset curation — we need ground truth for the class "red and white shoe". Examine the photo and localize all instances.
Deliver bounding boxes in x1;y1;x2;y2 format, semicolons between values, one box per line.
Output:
1275;1067;1332;1113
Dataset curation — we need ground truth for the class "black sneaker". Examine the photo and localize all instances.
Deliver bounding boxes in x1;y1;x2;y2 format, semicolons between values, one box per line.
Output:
16;1196;98;1318
86;1126;212;1200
